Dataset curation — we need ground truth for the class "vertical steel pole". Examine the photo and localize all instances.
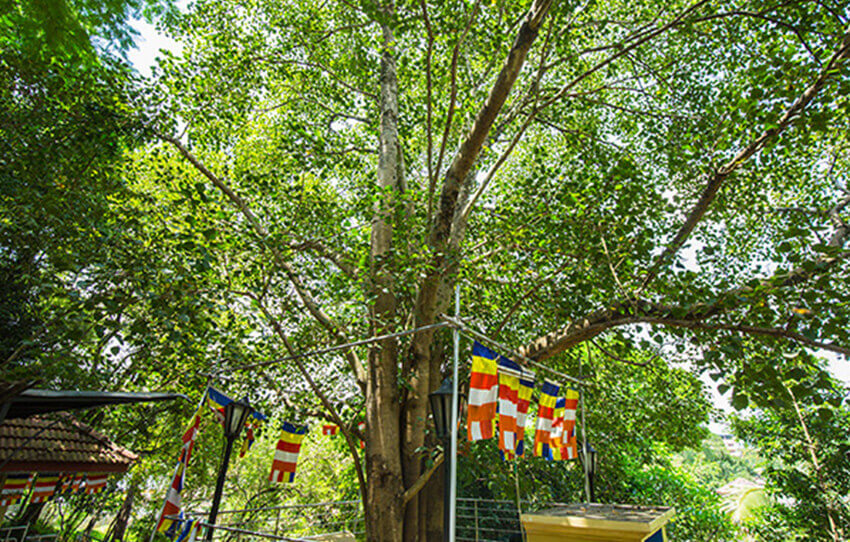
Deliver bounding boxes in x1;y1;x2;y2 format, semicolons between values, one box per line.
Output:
474;500;479;542
443;443;451;542
581;344;591;504
206;436;236;542
449;284;460;542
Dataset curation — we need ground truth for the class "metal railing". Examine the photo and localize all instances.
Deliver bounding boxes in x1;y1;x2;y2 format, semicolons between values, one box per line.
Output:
180;498;552;542
457;499;525;542
0;526;27;542
183;501;364;541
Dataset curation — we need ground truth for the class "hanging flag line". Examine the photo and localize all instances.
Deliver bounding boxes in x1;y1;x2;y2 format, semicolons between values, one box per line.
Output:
213;321;451;374
439;314;586;387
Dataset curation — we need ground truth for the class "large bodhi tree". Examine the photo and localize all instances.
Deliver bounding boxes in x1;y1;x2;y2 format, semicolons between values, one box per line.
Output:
136;0;850;540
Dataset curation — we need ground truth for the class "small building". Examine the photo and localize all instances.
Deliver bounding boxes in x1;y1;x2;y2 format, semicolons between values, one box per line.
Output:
521;503;675;542
0;387;184;537
0;412;139;476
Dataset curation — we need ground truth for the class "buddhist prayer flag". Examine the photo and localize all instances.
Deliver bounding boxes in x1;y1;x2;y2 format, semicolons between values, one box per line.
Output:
560;389;580;460
549;397;567;460
155;457;187;534
467;342;499;441
31;475;60;503
175;518;202;542
84;474;108;494
322;424;339;436
155;400;204;535
269;422;308;483
58;473;84;495
239;421;259;458
182;404;202;465
533;380;560;458
515;368;536;457
71;474;83;493
497;357;522;460
206;387;268;425
1;474;32;506
206;387;229;424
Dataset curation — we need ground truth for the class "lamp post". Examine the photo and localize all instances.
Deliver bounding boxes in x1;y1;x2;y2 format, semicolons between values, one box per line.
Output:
206;396;253;542
579;442;598;502
429;377;464;542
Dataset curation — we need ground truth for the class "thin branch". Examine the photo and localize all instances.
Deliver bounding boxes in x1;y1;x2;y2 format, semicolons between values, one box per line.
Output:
401;452;444;505
640;31;850;291
314;21;374;44
157;132;368;386
458;0;711;225
266;58;378;102
643;319;850;356
492;258;573;336
590;339;657;367
254;299;368;504
421;0;436;219
432;0;483;195
288;239;358;280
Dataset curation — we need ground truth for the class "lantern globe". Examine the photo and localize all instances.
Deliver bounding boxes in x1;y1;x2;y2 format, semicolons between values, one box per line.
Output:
429;378;454;441
224;396;253;439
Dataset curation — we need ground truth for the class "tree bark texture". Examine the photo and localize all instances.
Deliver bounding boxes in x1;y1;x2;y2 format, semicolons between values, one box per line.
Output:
365;15;405;542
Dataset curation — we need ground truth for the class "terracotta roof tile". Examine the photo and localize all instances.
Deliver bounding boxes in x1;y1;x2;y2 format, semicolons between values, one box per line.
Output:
0;413;138;473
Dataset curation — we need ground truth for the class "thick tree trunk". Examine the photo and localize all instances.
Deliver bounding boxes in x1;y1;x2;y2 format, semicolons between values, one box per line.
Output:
365;13;405;542
401;2;554;539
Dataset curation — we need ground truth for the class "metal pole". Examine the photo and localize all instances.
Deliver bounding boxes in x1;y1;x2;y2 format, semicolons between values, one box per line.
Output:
581;344;591;504
443;440;451;542
473;500;479;542
206;436;236;542
449;284;460;542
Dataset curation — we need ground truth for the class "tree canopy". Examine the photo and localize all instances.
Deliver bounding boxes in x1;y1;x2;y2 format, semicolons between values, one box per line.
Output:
2;0;849;540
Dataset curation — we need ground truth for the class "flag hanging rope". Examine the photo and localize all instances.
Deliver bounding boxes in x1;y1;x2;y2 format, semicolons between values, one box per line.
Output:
211;321;451;375
439;314;586;387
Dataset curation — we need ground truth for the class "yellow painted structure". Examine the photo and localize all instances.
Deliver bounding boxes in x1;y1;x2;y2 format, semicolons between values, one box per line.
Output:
520;503;675;542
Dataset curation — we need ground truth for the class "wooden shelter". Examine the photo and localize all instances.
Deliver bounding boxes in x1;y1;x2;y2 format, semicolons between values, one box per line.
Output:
0;413;138;475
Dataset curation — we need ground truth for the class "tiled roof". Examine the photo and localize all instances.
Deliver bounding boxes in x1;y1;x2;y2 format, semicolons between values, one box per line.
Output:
0;413;138;473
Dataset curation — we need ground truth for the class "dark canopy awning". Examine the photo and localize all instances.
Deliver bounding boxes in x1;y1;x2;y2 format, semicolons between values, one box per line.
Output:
2;390;187;420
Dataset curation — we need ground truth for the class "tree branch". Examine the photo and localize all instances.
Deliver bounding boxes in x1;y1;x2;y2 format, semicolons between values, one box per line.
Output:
401;452;444;505
458;0;711;225
431;0;483;204
640;30;850;290
432;0;554;247
254;302;368;507
521;221;850;361
421;0;436;219
157;132;368;386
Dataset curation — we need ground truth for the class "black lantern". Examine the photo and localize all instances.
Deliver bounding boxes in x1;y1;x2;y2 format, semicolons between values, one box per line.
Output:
206;396;254;541
579;442;598;502
429;378;455;441
224;396;253;439
429;378;465;542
